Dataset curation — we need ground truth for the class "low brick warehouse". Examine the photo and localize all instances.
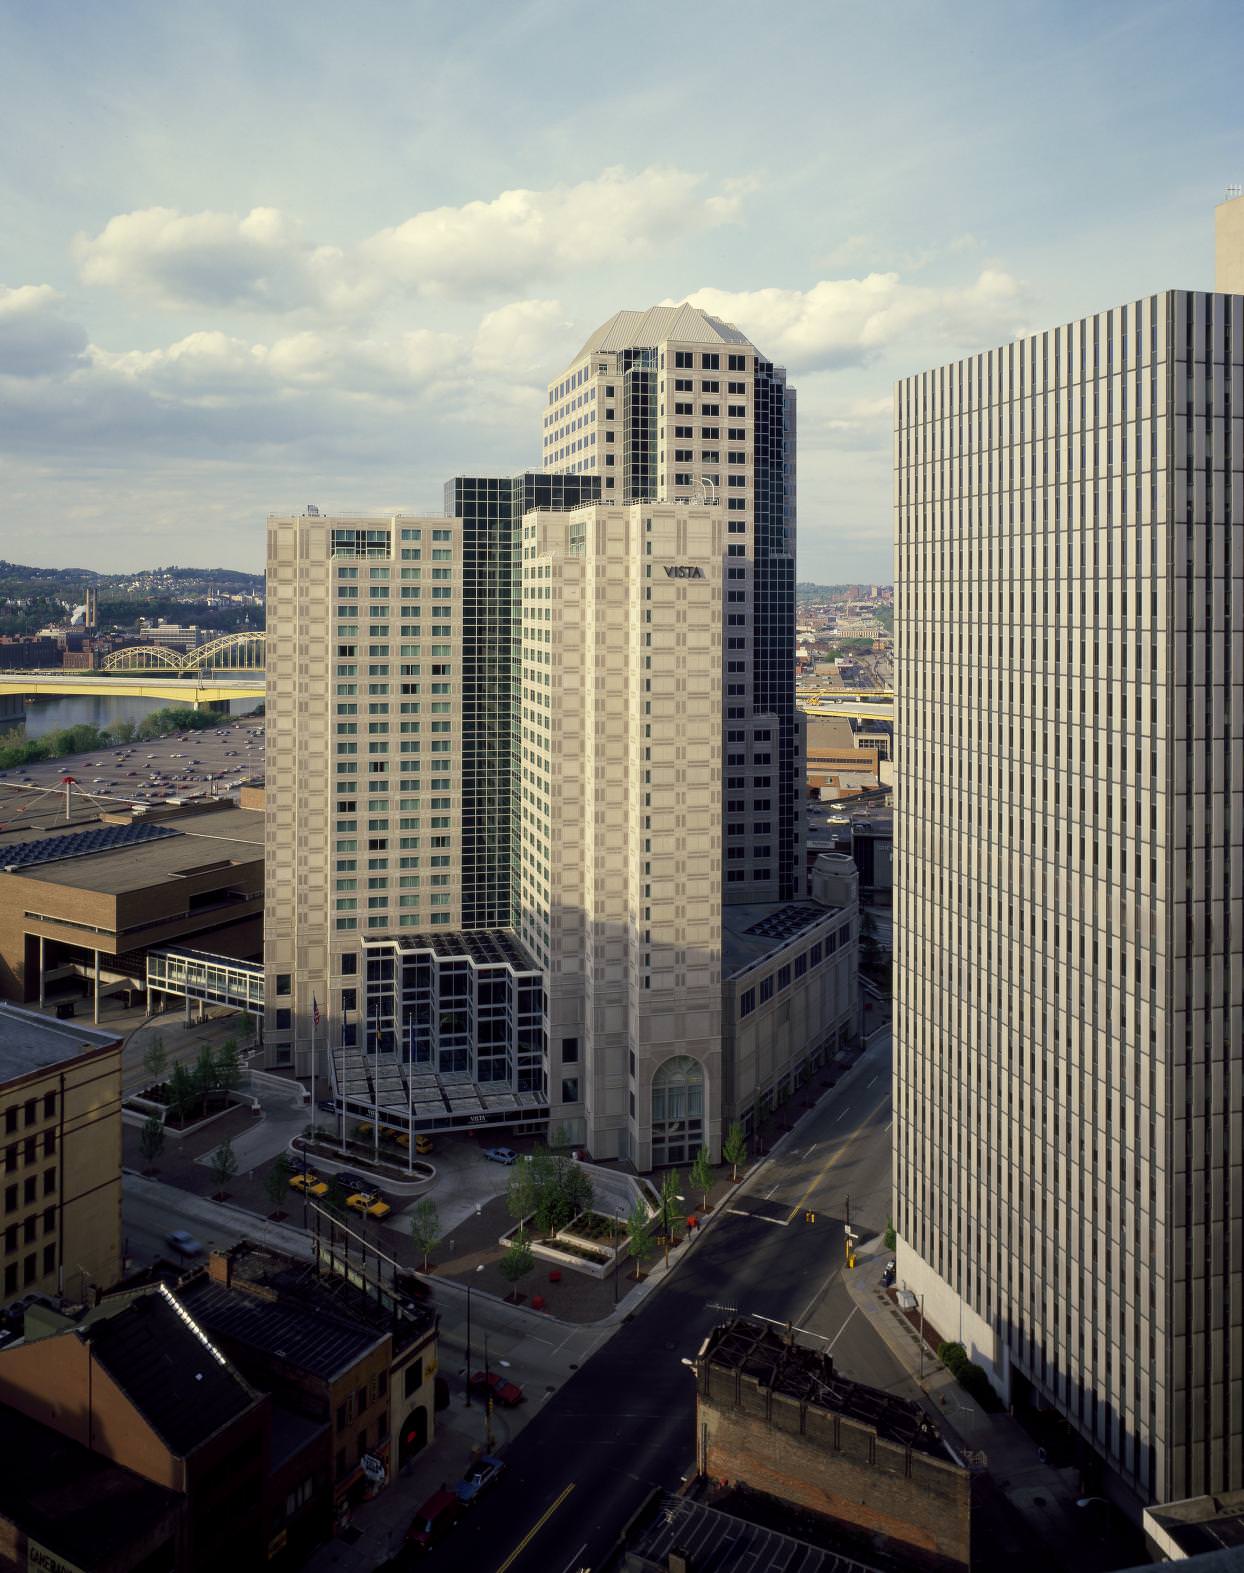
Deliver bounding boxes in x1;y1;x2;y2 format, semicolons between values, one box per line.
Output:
694;1318;973;1571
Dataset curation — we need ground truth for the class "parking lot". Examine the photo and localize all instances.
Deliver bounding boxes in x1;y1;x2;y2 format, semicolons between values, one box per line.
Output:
0;715;265;807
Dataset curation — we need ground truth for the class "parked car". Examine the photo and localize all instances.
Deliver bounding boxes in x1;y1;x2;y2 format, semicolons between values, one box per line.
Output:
482;1146;517;1165
289;1171;329;1198
405;1487;461;1551
881;1259;896;1288
166;1230;204;1258
415;1135;433;1155
456;1455;505;1505
316;1099;338;1113
468;1370;524;1407
335;1171;370;1192
346;1191;392;1220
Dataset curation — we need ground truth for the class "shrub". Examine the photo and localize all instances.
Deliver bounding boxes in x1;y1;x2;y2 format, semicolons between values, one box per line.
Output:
938;1340;967;1375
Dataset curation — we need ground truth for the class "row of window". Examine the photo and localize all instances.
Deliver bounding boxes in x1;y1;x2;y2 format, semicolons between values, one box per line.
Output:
2;1094;55;1134
738;924;852;1016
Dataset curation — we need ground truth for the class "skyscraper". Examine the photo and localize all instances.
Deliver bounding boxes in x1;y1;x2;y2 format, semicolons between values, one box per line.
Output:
264;306;858;1168
894;289;1244;1502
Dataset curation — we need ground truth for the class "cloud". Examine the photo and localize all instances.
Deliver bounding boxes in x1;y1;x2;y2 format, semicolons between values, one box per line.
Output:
684;268;1025;370
74;168;744;316
364;166;741;298
0;285;88;377
472;299;564;374
72;206;344;312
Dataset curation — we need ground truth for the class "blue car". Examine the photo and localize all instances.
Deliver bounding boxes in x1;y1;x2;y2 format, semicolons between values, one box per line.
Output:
482;1146;517;1165
456;1455;505;1505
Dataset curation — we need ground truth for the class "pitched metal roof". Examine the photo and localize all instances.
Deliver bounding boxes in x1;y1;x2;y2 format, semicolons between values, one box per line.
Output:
574;303;754;361
82;1287;259;1457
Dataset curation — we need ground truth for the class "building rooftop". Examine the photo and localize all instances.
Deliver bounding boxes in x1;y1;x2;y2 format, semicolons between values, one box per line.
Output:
0;1403;181;1570
723;900;840;979
575;302;755;360
622;1491;875;1573
699;1319;951;1461
1147;1490;1244;1557
0;1002;119;1080
11;806;261;895
365;928;539;971
178;1243;434;1379
81;1285;260;1457
179;1277;388;1382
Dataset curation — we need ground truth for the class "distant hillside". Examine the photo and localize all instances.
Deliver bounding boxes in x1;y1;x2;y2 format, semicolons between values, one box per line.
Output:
796;581;891;597
0;561;264;636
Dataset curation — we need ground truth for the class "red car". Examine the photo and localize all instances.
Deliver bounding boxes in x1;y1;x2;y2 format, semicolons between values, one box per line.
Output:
405;1486;461;1551
468;1369;524;1407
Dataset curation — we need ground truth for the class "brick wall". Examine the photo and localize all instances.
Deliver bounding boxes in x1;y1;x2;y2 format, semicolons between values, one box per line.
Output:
698;1367;971;1570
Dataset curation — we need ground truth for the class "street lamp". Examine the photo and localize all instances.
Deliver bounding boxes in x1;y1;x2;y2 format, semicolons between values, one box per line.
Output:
464;1263;485;1406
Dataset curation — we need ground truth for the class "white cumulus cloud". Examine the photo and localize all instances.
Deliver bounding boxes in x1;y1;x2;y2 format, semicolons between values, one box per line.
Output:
682;268;1026;371
73;206;348;312
364;166;741;298
0;285;89;377
472;299;565;374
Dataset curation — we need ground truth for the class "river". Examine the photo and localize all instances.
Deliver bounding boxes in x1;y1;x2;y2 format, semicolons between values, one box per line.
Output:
20;694;259;738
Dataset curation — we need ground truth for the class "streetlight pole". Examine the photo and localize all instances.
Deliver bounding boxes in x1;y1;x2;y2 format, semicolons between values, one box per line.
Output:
465;1282;472;1406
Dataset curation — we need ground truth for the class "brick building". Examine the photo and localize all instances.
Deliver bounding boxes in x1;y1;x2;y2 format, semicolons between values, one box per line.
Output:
0;1003;121;1308
692;1319;973;1572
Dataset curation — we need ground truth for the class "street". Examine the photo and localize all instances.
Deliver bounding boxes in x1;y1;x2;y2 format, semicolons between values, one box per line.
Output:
447;1029;898;1573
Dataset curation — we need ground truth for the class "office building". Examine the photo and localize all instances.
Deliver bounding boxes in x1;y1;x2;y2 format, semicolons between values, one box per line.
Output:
0;1003;122;1307
265;307;858;1165
894;288;1244;1503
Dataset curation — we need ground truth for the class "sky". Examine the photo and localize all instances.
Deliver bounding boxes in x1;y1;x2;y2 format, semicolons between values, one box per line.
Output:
1;0;1241;584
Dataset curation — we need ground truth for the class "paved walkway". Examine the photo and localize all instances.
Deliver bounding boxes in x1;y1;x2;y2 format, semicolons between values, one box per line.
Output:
841;1242;1119;1571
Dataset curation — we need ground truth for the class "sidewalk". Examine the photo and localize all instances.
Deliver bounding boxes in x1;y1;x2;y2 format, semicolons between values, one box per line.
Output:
841;1241;1105;1570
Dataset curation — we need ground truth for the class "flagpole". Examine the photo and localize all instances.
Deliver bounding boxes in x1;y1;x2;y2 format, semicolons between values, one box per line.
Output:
310;999;317;1140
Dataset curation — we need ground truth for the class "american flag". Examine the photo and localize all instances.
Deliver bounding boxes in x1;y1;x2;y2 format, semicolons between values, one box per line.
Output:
312;997;320;1027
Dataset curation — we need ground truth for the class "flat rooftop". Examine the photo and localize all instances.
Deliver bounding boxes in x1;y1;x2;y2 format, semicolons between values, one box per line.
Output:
0;1002;119;1078
6;803;262;896
1147;1489;1244;1556
723;900;840;979
700;1318;953;1461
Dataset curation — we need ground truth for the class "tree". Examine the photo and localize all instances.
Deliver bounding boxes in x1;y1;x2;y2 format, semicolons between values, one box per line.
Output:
238;1011;254;1046
265;1153;292;1215
505;1157;540;1227
192;1045;218;1110
141;1034;168;1090
723;1122;747;1183
499;1231;534;1297
138;1116;165;1172
208;1137;238;1195
215;1039;242;1093
409;1198;442;1272
658;1169;682;1267
546;1120;573;1150
626;1199;654;1279
554;1156;593;1230
883;1217;897;1251
690;1146;714;1211
166;1062;197;1125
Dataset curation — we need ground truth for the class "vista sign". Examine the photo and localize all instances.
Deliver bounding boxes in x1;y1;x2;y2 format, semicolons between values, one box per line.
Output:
664;565;705;579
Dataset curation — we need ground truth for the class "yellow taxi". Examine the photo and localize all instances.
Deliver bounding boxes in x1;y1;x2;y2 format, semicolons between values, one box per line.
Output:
289;1170;329;1198
346;1191;392;1220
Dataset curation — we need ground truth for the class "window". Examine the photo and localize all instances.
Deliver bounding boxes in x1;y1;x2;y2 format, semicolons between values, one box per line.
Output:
702;352;720;369
562;1037;579;1064
727;353;747;371
674;350;694;368
275;1008;292;1031
740;987;756;1017
650;1056;705;1168
404;1357;424;1398
759;976;774;1003
561;1077;580;1103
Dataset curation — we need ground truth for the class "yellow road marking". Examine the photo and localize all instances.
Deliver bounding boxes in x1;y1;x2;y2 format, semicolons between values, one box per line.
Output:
784;1098;889;1225
495;1482;576;1573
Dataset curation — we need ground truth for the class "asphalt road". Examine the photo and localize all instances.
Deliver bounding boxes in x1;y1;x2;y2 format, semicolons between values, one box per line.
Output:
448;1031;898;1573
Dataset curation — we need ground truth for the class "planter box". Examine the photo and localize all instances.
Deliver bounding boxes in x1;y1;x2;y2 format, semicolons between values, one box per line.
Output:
122;1093;250;1142
499;1214;627;1281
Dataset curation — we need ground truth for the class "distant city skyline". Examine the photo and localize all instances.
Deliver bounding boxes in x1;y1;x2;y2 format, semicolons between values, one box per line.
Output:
3;0;1242;581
